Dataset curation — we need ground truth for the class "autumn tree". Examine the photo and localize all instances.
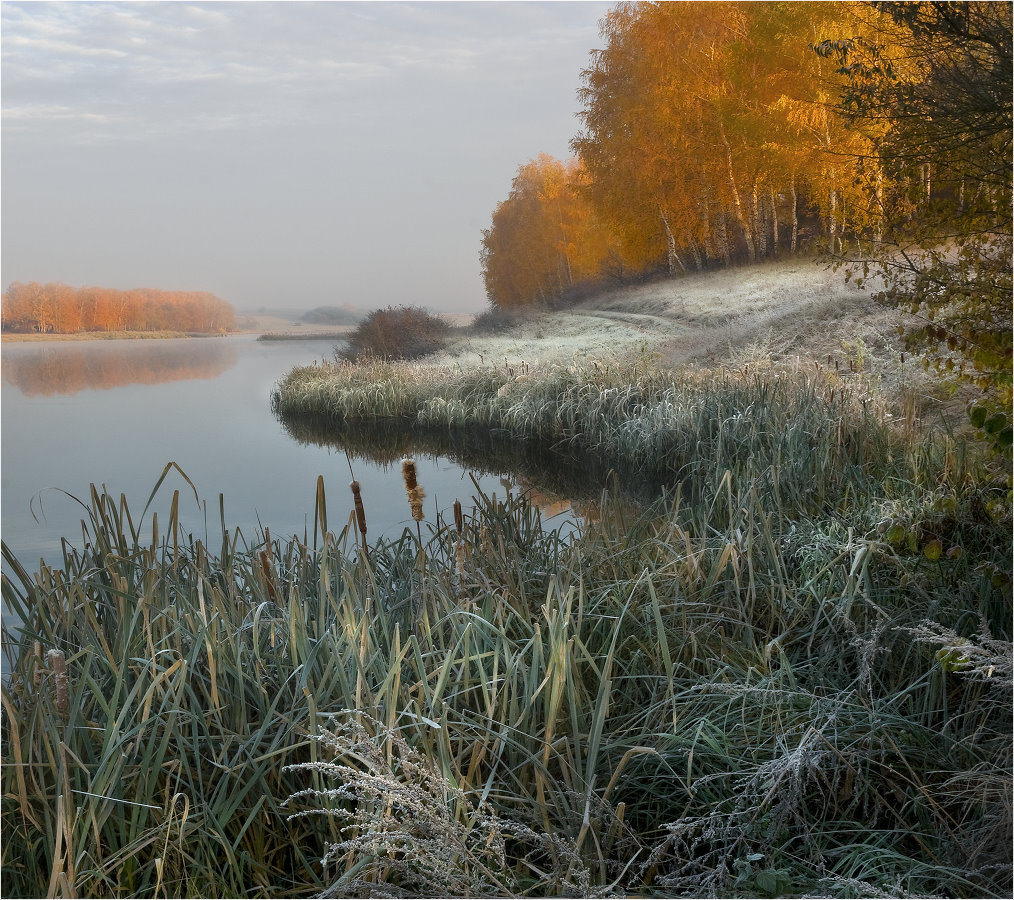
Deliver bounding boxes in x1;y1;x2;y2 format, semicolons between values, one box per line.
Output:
1;283;236;334
481;154;624;308
816;1;1012;441
571;2;898;269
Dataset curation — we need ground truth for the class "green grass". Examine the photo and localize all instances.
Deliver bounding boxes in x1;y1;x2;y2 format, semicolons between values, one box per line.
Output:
4;361;1011;898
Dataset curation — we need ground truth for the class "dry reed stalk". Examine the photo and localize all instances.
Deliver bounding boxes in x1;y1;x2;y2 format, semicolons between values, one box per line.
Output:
32;641;44;691
47;649;68;720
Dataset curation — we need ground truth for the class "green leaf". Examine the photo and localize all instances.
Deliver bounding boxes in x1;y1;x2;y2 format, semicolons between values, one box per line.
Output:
936;647;969;672
886;523;906;544
755;870;779;894
984;413;1007;435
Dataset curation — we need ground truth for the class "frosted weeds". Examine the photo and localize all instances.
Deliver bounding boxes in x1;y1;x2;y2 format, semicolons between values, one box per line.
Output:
424;258;876;372
283;714;592;898
906;619;1013;691
429;310;683;370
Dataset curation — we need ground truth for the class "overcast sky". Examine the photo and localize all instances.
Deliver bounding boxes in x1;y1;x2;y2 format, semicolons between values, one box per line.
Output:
1;1;614;313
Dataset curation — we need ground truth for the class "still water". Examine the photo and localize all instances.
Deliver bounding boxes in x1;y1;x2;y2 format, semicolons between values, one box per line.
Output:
1;335;578;573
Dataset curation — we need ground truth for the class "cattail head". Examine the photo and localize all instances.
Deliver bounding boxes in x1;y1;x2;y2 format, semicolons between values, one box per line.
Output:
453;500;463;536
401;459;418;492
48;649;68;720
259;549;277;601
350;480;368;536
401;459;425;522
454;539;466;577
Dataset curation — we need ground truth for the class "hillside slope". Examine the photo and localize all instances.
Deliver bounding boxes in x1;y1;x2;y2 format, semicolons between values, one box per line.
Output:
436;258;885;367
426;257;968;431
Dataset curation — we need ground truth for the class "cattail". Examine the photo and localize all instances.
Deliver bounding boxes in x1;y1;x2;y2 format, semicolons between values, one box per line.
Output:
401;459;425;522
453;499;463;536
350;480;368;537
480;524;492;556
259;549;277;601
454;540;466;577
48;649;68;719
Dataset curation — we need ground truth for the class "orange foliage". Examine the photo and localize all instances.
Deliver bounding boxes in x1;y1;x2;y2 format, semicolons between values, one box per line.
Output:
481;2;898;308
1;282;235;334
480;154;628;308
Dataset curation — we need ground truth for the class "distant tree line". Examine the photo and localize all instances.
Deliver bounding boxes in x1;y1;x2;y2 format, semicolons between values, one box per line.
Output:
1;282;236;334
301;306;363;326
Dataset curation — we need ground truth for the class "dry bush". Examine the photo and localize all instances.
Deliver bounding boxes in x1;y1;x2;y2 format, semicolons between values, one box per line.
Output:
341;306;451;361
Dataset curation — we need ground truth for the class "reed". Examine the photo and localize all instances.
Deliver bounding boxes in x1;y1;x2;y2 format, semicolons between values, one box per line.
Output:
273;355;919;514
4;368;1011;897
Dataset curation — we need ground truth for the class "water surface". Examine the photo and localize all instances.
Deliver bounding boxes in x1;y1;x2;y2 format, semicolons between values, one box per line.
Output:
2;336;572;573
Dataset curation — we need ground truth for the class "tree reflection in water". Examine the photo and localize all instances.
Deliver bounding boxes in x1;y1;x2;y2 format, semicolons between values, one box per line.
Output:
276;413;656;525
1;340;238;397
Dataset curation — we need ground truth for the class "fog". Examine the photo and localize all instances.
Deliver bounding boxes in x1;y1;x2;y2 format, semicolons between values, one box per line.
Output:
1;1;614;314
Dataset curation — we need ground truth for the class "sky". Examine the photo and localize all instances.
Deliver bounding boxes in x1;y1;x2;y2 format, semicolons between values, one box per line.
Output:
1;1;615;314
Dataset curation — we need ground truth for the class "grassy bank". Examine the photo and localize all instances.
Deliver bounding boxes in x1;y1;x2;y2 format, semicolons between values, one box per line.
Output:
257;331;351;342
273;355;911;511
4;355;1011;897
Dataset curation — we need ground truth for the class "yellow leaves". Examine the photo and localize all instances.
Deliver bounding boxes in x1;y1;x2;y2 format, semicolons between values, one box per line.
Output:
481;154;624;308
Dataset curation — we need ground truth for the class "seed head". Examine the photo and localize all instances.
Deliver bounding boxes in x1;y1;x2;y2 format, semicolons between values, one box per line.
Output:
350;480;368;536
402;460;425;521
33;641;44;691
401;458;418;492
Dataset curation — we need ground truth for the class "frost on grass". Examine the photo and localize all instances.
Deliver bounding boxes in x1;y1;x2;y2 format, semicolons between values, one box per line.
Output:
283;714;592;898
907;618;1013;691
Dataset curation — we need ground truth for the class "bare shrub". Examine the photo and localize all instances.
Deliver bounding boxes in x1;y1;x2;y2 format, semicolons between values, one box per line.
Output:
341;305;451;361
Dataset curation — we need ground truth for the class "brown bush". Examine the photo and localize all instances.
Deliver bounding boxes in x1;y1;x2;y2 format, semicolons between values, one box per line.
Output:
340;305;451;361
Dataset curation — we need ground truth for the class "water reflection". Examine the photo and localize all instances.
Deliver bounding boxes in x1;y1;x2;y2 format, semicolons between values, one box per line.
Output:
2;339;237;396
278;414;654;524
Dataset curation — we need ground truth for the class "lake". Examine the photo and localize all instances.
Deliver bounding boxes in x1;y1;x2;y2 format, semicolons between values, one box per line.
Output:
1;335;586;577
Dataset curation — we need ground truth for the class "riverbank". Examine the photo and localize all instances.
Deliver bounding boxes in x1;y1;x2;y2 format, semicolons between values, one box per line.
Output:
1;330;203;342
5;386;1011;897
4;259;1010;898
277;258;969;437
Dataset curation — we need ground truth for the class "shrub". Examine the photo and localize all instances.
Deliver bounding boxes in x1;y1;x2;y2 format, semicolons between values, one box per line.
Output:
468;304;539;335
340;305;450;361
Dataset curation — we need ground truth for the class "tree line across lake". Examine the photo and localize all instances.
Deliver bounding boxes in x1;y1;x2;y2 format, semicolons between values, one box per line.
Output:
1;281;235;335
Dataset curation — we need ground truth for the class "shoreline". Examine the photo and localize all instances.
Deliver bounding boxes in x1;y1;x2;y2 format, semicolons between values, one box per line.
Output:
1;330;210;343
1;326;353;344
